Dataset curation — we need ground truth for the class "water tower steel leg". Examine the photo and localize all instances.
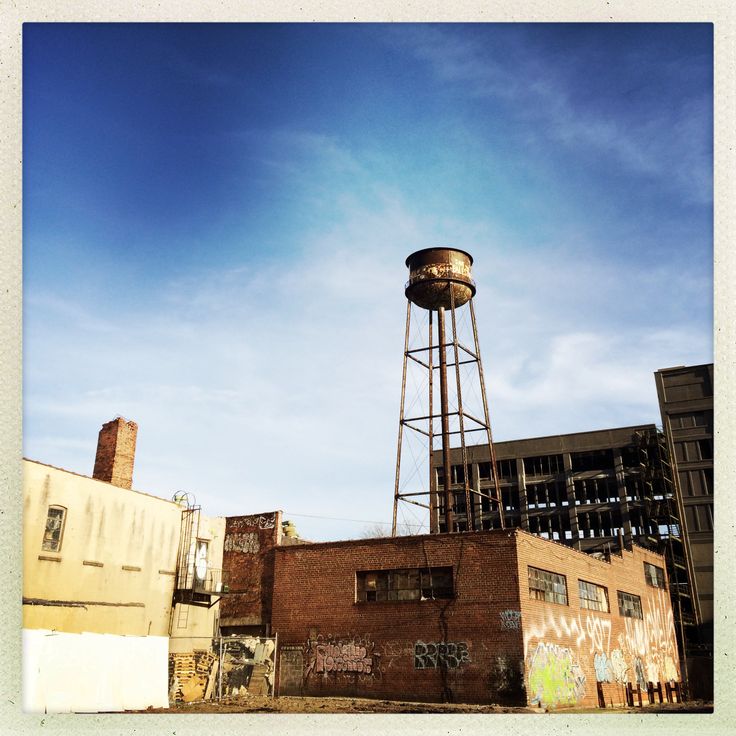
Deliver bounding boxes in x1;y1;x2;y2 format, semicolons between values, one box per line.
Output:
469;298;505;530
392;300;412;536
428;309;436;534
449;283;473;531
437;305;455;533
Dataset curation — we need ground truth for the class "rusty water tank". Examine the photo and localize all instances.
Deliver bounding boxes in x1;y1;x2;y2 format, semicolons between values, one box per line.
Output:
404;247;476;310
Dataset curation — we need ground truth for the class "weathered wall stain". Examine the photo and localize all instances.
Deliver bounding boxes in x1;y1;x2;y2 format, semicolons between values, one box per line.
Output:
414;641;471;670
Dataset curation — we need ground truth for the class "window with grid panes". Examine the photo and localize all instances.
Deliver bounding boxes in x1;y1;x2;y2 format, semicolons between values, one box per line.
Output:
528;566;568;605
644;562;666;589
42;506;66;552
617;591;643;619
356;567;453;602
578;580;609;611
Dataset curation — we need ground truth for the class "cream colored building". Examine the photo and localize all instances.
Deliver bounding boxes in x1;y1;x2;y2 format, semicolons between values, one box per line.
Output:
22;418;225;713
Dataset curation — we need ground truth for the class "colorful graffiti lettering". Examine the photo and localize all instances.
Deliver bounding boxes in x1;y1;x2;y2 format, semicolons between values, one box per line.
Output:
305;636;377;679
527;643;586;707
315;643;372;674
593;652;613;683
414;641;470;669
499;610;522;630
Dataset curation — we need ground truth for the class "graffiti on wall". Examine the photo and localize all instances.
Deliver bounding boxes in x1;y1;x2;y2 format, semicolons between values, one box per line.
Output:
609;648;628;684
236;513;276;529
305;635;377;679
414;641;471;669
499;610;522;630
523;585;680;704
224;531;260;553
527;643;586;706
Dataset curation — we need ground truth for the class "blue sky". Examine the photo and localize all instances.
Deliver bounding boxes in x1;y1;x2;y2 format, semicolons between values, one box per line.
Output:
23;23;713;541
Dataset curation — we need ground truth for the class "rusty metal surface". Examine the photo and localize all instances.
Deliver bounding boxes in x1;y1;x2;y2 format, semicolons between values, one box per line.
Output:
405;248;476;310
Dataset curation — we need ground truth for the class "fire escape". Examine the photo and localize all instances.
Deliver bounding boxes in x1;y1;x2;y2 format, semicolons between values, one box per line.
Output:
634;428;696;696
173;504;226;611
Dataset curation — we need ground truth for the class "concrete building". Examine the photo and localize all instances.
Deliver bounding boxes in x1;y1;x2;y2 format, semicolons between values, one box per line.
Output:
22;418;226;712
655;363;714;696
271;529;681;708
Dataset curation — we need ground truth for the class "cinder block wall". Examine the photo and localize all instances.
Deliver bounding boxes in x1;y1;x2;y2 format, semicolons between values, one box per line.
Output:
271;531;526;705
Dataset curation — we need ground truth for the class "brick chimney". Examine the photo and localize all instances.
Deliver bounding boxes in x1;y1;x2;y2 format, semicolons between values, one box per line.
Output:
92;417;138;489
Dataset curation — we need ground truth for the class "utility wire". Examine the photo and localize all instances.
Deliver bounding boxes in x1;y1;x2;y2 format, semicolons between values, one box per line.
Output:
284;511;392;526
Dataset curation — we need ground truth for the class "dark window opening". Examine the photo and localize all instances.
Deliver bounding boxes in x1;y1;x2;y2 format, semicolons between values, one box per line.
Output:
617;591;643;619
357;567;453;602
42;506;66;552
523;454;564;477
571;449;614;473
644;562;666;589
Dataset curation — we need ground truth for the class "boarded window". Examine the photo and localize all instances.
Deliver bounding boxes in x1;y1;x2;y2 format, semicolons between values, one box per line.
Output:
579;580;609;612
644;562;666;589
528;566;568;605
42;506;66;552
357;567;453;602
617;591;643;619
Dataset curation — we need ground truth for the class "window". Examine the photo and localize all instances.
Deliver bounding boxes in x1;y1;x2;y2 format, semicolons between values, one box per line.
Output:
617;591;643;619
42;506;66;552
496;458;518;480
644;563;666;589
356;567;453;602
578;580;609;612
570;449;614;473
528;567;568;605
523;454;564;476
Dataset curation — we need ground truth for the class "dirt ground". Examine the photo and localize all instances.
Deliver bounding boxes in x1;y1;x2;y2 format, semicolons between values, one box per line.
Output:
136;694;714;714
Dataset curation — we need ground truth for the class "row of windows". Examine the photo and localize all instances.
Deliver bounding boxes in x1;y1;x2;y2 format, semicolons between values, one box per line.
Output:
356;567;453;602
437;447;633;487
528;562;666;614
355;561;667;610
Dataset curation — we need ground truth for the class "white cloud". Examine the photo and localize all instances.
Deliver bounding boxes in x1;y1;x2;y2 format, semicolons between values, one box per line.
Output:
24;189;712;540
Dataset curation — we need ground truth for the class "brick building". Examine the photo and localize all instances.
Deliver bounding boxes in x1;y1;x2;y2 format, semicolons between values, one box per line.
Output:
219;511;284;636
270;529;680;708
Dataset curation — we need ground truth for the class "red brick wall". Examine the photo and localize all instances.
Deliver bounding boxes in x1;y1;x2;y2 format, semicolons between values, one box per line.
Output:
271;531;526;705
92;417;137;489
220;511;282;630
516;531;680;709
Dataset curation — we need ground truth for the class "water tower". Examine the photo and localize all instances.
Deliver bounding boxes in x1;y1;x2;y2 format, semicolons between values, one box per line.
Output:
392;248;505;535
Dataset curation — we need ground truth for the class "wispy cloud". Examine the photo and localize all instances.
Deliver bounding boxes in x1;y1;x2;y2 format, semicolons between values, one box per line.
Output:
24;186;711;540
389;25;712;205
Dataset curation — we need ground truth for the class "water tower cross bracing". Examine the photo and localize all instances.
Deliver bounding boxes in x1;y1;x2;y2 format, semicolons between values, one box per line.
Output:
392;248;505;535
